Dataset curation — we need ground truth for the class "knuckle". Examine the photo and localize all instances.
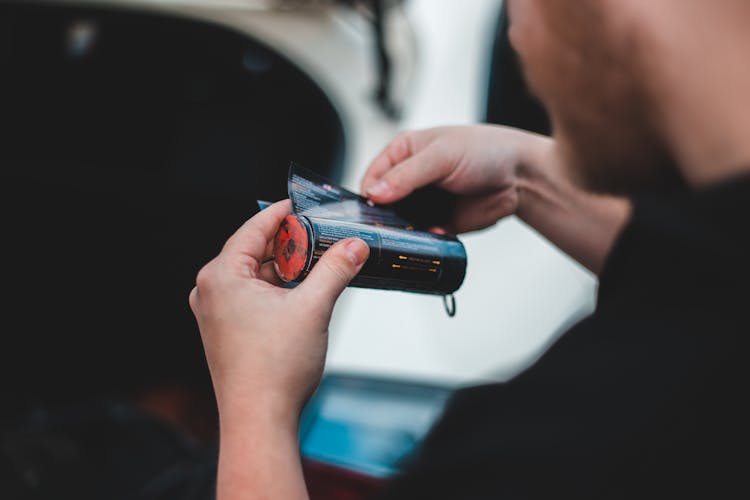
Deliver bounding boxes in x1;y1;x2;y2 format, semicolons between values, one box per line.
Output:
399;131;417;155
319;256;351;285
388;132;412;160
195;261;216;289
188;287;199;311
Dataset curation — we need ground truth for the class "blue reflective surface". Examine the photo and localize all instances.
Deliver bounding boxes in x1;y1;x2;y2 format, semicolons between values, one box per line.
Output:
300;375;452;477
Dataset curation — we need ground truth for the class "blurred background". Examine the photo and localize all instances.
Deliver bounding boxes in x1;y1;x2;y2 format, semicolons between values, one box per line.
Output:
0;0;597;496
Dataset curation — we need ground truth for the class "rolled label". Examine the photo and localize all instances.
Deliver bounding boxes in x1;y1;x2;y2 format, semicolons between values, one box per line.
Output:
271;163;467;295
274;214;466;295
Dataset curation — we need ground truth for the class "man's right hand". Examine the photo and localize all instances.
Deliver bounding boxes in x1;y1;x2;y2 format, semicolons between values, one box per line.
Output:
362;125;631;274
361;125;554;233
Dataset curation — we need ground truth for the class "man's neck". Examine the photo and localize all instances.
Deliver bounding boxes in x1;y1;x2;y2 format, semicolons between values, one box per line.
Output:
640;3;750;187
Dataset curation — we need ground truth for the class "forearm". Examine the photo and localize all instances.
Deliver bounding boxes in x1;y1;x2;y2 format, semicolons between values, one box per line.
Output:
189;199;365;500
217;404;309;500
515;147;631;275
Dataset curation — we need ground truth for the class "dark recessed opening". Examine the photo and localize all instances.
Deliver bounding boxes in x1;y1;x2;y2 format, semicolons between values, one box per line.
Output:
0;2;345;403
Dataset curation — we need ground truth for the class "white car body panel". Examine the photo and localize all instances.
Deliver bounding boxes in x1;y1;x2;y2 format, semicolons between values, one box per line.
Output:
47;0;598;386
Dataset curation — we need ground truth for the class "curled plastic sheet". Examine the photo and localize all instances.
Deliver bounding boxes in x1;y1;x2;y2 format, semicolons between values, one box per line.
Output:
262;163;467;316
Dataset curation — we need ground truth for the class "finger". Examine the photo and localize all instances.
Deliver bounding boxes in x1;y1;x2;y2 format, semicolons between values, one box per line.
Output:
258;260;284;286
295;238;370;309
449;188;518;233
221;199;292;261
364;148;450;204
361;132;415;193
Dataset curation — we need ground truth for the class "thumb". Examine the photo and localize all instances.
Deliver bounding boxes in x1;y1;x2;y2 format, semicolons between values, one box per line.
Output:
296;238;370;307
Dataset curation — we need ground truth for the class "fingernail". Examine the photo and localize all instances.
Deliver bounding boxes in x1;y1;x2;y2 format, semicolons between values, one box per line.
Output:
344;239;369;266
366;180;392;198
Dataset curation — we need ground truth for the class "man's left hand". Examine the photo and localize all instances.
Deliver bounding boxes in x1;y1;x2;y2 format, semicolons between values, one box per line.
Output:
189;199;369;429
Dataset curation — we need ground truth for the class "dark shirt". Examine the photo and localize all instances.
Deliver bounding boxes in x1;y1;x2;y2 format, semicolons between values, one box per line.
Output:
382;176;750;499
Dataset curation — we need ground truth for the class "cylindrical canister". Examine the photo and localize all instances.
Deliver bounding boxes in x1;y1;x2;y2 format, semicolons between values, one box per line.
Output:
273;214;466;295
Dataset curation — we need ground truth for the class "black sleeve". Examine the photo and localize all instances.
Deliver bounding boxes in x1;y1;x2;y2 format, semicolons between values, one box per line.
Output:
378;186;750;499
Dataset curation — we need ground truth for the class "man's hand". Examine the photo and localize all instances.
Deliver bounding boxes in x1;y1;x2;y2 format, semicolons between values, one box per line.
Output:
363;125;630;274
190;200;369;422
362;125;553;233
189;199;369;500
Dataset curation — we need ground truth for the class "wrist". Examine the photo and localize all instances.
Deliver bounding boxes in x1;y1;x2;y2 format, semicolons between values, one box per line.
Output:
216;395;308;500
220;409;299;446
514;134;557;219
216;386;302;437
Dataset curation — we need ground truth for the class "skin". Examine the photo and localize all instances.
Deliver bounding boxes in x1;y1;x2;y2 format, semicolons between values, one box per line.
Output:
189;200;370;499
361;125;630;274
189;1;750;498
